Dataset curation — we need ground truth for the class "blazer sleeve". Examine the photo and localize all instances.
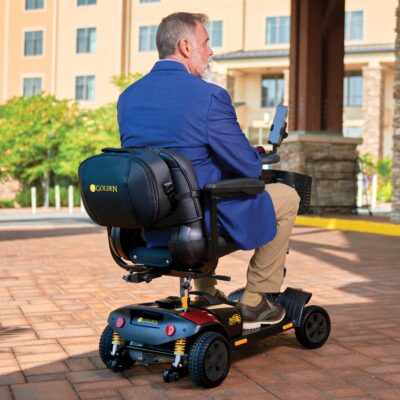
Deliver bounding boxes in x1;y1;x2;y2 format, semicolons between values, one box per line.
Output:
206;87;262;178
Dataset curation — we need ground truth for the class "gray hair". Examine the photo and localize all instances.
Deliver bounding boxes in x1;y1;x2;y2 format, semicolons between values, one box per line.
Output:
156;12;208;59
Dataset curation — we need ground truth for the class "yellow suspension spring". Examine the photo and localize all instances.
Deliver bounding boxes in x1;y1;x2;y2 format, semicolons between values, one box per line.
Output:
174;338;187;355
112;331;123;346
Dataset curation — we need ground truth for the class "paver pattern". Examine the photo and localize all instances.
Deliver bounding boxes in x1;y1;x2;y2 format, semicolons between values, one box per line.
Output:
0;221;399;399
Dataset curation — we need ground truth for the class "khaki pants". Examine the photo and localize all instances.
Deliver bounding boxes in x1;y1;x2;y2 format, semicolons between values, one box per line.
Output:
195;183;300;294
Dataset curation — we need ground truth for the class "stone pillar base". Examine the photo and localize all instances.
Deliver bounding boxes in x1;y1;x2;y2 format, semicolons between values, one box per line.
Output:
277;132;362;213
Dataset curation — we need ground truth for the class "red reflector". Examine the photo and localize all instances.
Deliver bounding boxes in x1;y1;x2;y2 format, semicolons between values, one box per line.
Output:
116;317;125;328
165;324;176;336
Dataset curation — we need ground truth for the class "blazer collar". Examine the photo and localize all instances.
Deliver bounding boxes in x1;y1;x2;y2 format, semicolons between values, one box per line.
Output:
151;60;190;73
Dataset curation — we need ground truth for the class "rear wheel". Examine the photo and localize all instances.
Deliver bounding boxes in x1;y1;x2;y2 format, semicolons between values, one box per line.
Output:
295;306;330;349
99;325;135;372
188;331;231;388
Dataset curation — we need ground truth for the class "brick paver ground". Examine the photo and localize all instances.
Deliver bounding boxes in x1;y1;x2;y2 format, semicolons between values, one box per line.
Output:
0;221;399;399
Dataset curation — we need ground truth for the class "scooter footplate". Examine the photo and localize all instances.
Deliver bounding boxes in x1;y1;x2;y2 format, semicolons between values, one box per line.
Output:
275;287;311;327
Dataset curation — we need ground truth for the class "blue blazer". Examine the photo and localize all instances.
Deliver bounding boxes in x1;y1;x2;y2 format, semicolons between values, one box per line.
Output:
117;60;277;250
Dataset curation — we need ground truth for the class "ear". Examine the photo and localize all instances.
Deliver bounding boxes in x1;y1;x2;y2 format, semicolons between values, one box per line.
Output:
177;38;191;58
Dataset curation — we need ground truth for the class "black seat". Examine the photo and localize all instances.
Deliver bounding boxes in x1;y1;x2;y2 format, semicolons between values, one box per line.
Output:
106;149;264;279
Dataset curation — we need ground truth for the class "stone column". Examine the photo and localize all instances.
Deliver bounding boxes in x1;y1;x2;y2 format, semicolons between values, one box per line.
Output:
362;65;385;160
392;1;400;223
278;133;361;213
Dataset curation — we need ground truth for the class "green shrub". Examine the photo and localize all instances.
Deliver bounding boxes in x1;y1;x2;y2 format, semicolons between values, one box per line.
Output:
0;199;14;208
359;153;393;203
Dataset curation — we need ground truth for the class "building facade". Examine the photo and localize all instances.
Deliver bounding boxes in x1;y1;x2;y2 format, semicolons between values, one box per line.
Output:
0;0;397;160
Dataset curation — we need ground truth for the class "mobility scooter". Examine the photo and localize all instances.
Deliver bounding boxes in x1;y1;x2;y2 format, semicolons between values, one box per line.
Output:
78;105;330;388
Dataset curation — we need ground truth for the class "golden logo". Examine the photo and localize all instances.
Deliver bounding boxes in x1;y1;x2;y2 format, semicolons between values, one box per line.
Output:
229;314;242;326
137;317;159;325
89;184;118;193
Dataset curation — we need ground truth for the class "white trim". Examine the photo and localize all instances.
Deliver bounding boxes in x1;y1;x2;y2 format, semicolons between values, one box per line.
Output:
3;0;9;101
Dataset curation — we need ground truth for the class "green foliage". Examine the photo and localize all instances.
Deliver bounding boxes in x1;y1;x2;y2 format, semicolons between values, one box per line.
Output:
359;153;393;202
0;95;79;186
0;199;14;208
111;72;143;92
0;94;120;191
56;103;120;184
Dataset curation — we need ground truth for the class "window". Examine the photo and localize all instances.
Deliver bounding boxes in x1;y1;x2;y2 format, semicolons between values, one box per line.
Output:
343;126;362;138
266;16;290;44
76;28;96;53
75;76;95;101
139;25;157;51
206;21;223;48
24;31;43;56
25;0;44;10
77;0;96;5
261;75;284;108
345;11;363;40
343;72;363;107
23;77;42;97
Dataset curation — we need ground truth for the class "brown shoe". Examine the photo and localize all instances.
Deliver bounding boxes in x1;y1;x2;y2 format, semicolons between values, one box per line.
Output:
237;298;285;329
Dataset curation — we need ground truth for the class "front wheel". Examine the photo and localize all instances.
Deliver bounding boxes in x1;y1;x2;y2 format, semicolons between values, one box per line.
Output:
295;306;331;349
99;325;135;372
188;331;231;388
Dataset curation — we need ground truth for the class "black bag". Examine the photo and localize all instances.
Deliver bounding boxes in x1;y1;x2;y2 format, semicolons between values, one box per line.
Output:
79;147;175;229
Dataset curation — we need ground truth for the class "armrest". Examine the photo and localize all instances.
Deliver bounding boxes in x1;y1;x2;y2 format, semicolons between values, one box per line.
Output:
261;152;280;165
204;178;265;196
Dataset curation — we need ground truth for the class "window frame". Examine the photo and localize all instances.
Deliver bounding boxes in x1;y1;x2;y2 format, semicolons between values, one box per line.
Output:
75;75;96;101
77;0;97;6
261;74;284;108
76;27;97;54
22;76;43;97
343;71;363;108
345;10;364;41
138;25;157;52
206;20;223;48
25;0;44;11
23;29;44;57
265;16;290;45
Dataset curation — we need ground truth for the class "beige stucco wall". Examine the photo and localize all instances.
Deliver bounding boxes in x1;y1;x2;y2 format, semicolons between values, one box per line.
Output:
244;0;290;51
346;0;397;45
55;0;122;108
0;0;5;103
6;0;54;99
129;0;244;74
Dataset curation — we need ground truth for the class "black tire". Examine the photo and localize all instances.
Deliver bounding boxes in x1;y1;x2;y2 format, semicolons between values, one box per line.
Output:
295;306;331;349
99;325;135;372
188;331;231;388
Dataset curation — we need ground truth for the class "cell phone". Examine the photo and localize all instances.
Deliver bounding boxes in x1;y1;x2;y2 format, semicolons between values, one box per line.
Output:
268;105;288;146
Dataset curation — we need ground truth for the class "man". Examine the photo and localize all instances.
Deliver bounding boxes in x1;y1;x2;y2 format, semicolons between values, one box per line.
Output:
117;12;300;329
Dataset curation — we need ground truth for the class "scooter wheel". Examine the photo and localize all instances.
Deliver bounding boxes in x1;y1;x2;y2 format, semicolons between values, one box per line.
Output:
99;325;135;372
188;331;231;388
295;306;331;349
